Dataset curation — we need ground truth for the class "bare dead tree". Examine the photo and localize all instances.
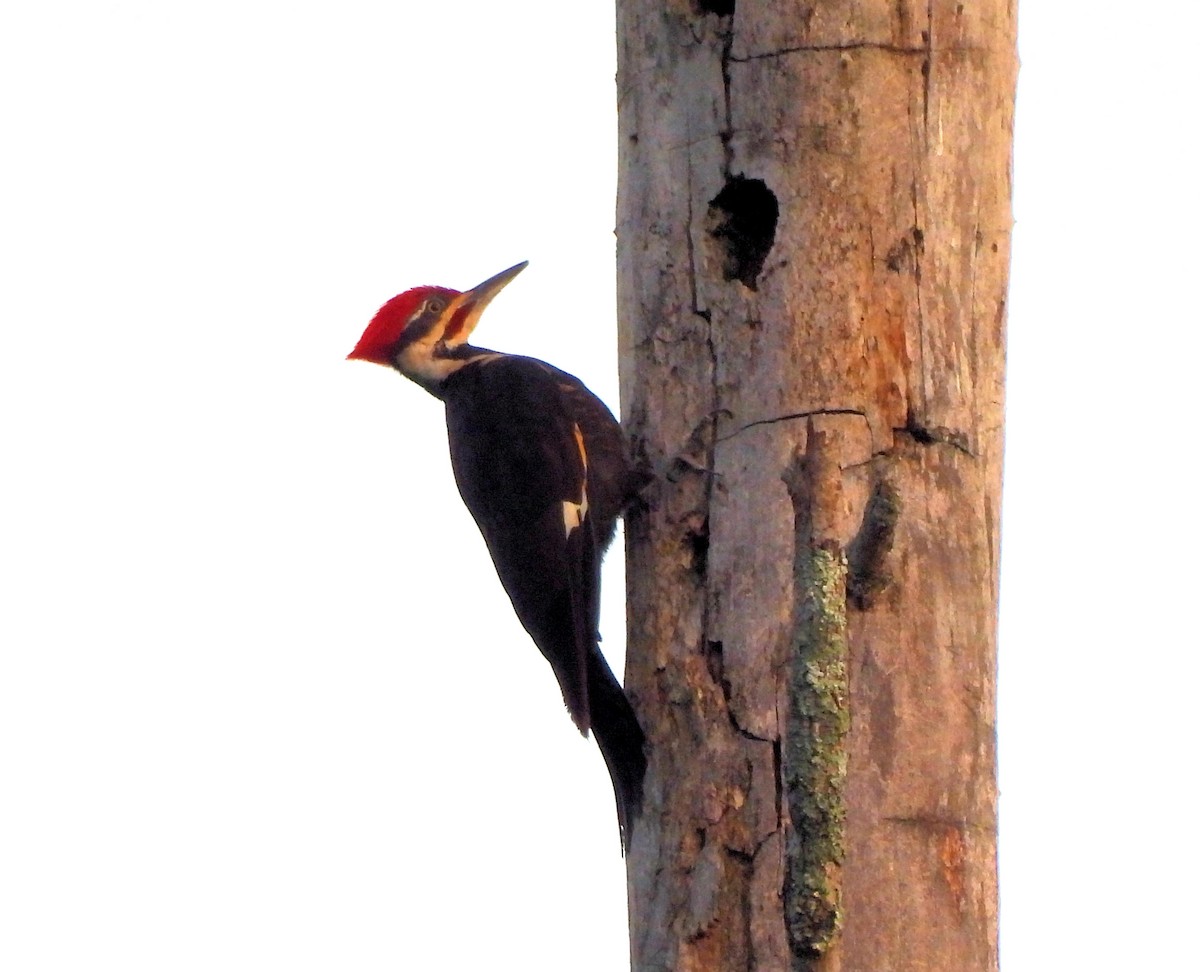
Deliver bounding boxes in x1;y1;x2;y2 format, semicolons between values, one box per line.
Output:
615;2;1015;970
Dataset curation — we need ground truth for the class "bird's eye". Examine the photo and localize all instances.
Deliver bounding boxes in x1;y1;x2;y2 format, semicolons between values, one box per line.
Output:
425;297;445;314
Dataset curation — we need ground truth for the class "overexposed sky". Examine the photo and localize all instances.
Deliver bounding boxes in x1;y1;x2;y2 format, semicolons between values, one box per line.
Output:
2;3;1196;970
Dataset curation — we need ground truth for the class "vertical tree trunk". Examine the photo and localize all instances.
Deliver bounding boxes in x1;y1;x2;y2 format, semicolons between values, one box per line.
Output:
615;3;1015;971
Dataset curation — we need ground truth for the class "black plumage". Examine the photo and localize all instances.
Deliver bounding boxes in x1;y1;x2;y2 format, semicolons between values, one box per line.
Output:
440;354;645;846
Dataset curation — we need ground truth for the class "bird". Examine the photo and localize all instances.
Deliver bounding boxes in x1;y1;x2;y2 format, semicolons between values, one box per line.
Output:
347;261;646;848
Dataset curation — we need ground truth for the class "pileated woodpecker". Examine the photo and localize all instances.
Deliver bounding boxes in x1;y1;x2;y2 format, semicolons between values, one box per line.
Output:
347;261;646;847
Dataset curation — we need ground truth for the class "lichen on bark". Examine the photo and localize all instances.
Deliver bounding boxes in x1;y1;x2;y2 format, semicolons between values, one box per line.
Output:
782;454;851;962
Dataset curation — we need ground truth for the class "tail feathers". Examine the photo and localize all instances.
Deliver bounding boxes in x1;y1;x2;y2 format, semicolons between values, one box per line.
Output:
587;647;647;852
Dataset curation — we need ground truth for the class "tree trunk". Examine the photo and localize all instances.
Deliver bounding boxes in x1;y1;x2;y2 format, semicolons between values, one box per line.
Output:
615;3;1015;971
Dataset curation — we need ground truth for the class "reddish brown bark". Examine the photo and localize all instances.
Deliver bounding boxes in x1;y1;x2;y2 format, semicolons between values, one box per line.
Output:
616;2;1015;969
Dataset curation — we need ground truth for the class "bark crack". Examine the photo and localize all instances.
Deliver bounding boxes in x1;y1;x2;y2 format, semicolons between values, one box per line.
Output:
922;0;934;130
969;220;982;398
699;319;718;635
718;18;734;176
730;42;928;62
686;154;708;322
685;134;721;654
706;639;771;743
910;183;928;420
716;408;869;444
909;6;931;422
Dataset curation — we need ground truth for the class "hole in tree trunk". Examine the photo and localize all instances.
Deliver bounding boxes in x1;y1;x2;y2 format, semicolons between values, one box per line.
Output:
694;0;735;15
707;176;779;291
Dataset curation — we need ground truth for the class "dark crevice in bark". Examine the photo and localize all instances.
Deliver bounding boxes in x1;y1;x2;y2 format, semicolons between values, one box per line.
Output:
727;844;756;972
897;412;975;456
685;151;709;323
921;54;933;128
716;9;735;175
885;226;923;272
687;515;711;577
969;224;982;392
730;719;770;745
923;1;935;128
773;738;783;828
682;146;720;689
707;639;772;744
705;639;728;699
909;170;929;418
698;318;719;653
847;478;901;611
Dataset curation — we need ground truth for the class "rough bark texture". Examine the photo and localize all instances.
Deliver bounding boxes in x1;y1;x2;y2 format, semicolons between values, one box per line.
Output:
615;3;1015;970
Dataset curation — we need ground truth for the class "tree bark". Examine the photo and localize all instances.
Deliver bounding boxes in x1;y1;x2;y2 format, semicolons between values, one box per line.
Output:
615;3;1015;970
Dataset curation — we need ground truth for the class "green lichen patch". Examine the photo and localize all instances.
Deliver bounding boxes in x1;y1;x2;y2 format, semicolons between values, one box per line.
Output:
784;542;850;962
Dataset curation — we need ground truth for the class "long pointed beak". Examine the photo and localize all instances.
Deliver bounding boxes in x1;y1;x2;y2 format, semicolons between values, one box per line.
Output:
444;261;528;345
464;261;528;311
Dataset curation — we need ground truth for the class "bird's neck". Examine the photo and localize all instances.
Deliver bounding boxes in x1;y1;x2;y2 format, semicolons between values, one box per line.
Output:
399;342;503;398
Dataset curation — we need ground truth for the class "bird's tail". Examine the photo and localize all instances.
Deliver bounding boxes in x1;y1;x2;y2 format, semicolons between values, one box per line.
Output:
587;647;647;853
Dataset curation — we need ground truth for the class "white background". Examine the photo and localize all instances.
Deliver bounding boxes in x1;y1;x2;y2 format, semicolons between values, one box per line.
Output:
2;3;1195;969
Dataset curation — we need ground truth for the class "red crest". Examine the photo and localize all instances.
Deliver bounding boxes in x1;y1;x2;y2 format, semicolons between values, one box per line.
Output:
347;286;459;365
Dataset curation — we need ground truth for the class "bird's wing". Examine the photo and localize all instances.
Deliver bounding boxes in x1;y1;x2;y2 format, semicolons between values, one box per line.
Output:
443;358;599;733
544;366;634;550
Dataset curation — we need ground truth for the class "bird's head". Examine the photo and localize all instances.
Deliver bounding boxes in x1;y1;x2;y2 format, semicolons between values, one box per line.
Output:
348;261;528;392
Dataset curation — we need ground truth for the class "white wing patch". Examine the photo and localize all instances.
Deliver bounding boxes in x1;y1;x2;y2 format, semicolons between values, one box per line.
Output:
562;423;590;539
562;499;585;537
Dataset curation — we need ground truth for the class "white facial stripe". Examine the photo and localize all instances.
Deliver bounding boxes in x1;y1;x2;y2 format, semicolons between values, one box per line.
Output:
394;333;503;391
395;339;462;390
